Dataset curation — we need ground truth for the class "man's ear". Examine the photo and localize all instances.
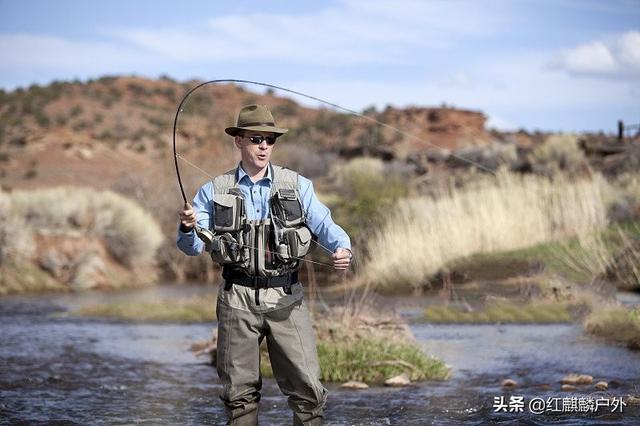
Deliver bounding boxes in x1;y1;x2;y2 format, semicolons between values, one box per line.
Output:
234;135;242;148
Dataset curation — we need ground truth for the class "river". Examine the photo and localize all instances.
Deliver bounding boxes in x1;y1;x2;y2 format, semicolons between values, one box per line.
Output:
1;285;639;425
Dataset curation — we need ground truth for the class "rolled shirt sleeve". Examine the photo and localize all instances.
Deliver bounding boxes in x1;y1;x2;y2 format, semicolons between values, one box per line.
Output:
176;182;214;256
298;175;351;253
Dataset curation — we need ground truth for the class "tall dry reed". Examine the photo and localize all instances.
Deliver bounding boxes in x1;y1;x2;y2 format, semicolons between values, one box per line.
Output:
364;170;609;289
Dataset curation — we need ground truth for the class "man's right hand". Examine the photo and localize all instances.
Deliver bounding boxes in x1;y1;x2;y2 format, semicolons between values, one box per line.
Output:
179;202;197;232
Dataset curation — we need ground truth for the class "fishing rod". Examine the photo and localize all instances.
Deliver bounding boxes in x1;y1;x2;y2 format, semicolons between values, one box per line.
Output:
172;79;495;269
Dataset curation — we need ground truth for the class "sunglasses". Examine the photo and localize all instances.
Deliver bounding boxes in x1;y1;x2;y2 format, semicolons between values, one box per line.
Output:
245;135;277;145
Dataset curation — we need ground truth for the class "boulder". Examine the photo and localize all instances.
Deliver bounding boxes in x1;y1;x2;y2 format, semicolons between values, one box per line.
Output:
561;374;593;385
341;381;369;390
561;384;576;391
501;379;518;388
384;373;411;387
594;381;608;391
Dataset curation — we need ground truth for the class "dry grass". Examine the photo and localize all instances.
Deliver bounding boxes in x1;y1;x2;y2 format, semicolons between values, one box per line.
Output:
364;170;609;290
550;222;640;289
584;305;640;349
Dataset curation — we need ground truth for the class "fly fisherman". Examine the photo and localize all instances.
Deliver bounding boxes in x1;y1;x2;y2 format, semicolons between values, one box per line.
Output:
176;104;352;425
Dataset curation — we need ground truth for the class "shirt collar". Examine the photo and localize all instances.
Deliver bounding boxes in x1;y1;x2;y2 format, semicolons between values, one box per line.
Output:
237;162;272;184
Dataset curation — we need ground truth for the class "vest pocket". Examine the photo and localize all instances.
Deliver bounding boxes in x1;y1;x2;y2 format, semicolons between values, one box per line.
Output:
271;189;304;227
213;194;243;232
283;226;312;258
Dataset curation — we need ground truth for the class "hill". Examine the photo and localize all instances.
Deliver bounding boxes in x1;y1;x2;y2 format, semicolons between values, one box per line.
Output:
0;75;501;191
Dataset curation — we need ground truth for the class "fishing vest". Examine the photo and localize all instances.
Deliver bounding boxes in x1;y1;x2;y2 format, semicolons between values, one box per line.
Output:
207;165;312;278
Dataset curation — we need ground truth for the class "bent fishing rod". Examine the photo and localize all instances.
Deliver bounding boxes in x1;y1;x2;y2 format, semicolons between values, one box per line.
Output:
172;79;496;268
172;79;496;204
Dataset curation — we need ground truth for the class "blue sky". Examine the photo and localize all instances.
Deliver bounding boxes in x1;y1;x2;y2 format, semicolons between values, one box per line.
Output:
1;0;638;132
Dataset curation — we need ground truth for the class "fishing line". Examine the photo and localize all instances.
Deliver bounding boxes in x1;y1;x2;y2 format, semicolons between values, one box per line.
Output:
221;238;336;269
173;79;490;270
172;79;497;203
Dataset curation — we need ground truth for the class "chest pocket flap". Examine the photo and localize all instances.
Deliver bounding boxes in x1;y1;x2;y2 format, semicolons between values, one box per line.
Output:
213;193;243;232
272;189;304;227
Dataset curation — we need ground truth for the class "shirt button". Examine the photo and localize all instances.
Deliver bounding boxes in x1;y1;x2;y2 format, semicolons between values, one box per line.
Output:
256;209;260;212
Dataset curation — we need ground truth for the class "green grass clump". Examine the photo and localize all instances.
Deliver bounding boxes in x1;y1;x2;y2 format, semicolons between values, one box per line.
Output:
259;336;449;383
258;310;450;384
73;296;216;322
425;301;572;324
316;337;449;383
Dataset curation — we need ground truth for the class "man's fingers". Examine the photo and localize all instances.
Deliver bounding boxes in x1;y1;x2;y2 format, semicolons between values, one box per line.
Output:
179;202;196;229
333;249;352;270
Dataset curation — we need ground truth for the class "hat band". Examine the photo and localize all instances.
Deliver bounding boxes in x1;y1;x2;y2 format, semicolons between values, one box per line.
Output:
239;121;275;127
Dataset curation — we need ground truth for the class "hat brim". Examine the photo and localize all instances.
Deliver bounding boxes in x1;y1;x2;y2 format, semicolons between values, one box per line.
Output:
225;125;288;137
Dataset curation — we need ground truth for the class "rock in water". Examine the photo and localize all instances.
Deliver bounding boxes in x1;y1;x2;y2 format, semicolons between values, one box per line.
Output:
561;384;576;391
561;374;593;385
501;379;518;388
595;381;608;391
384;374;411;387
341;381;369;390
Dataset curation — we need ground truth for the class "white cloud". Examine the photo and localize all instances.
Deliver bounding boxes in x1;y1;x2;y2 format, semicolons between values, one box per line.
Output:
0;34;152;70
552;30;640;78
106;0;508;65
616;31;640;68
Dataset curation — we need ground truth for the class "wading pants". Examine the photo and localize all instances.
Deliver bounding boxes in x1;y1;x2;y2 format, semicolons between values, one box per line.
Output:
216;282;327;425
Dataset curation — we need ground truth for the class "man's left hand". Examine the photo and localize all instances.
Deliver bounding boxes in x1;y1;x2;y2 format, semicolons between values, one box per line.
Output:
332;248;352;271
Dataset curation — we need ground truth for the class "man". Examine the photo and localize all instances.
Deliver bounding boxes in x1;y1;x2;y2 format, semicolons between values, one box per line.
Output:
177;104;352;425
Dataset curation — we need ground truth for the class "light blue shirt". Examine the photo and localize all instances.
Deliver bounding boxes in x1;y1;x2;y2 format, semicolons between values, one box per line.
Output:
176;163;351;256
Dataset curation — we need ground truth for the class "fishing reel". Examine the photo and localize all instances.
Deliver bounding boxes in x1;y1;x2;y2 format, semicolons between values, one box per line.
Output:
197;227;242;264
195;226;214;246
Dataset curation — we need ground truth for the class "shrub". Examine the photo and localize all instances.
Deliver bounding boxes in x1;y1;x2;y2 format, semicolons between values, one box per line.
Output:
70;105;83;117
532;133;587;174
330;158;409;246
0;191;35;265
7;187;163;268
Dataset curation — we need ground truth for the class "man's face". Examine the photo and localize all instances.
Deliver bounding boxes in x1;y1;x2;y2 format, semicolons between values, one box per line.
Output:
235;130;277;172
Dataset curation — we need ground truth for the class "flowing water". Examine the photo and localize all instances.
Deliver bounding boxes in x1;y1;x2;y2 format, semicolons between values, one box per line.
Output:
1;285;639;425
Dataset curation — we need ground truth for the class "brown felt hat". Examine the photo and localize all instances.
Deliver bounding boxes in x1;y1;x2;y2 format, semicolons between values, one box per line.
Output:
225;104;288;136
